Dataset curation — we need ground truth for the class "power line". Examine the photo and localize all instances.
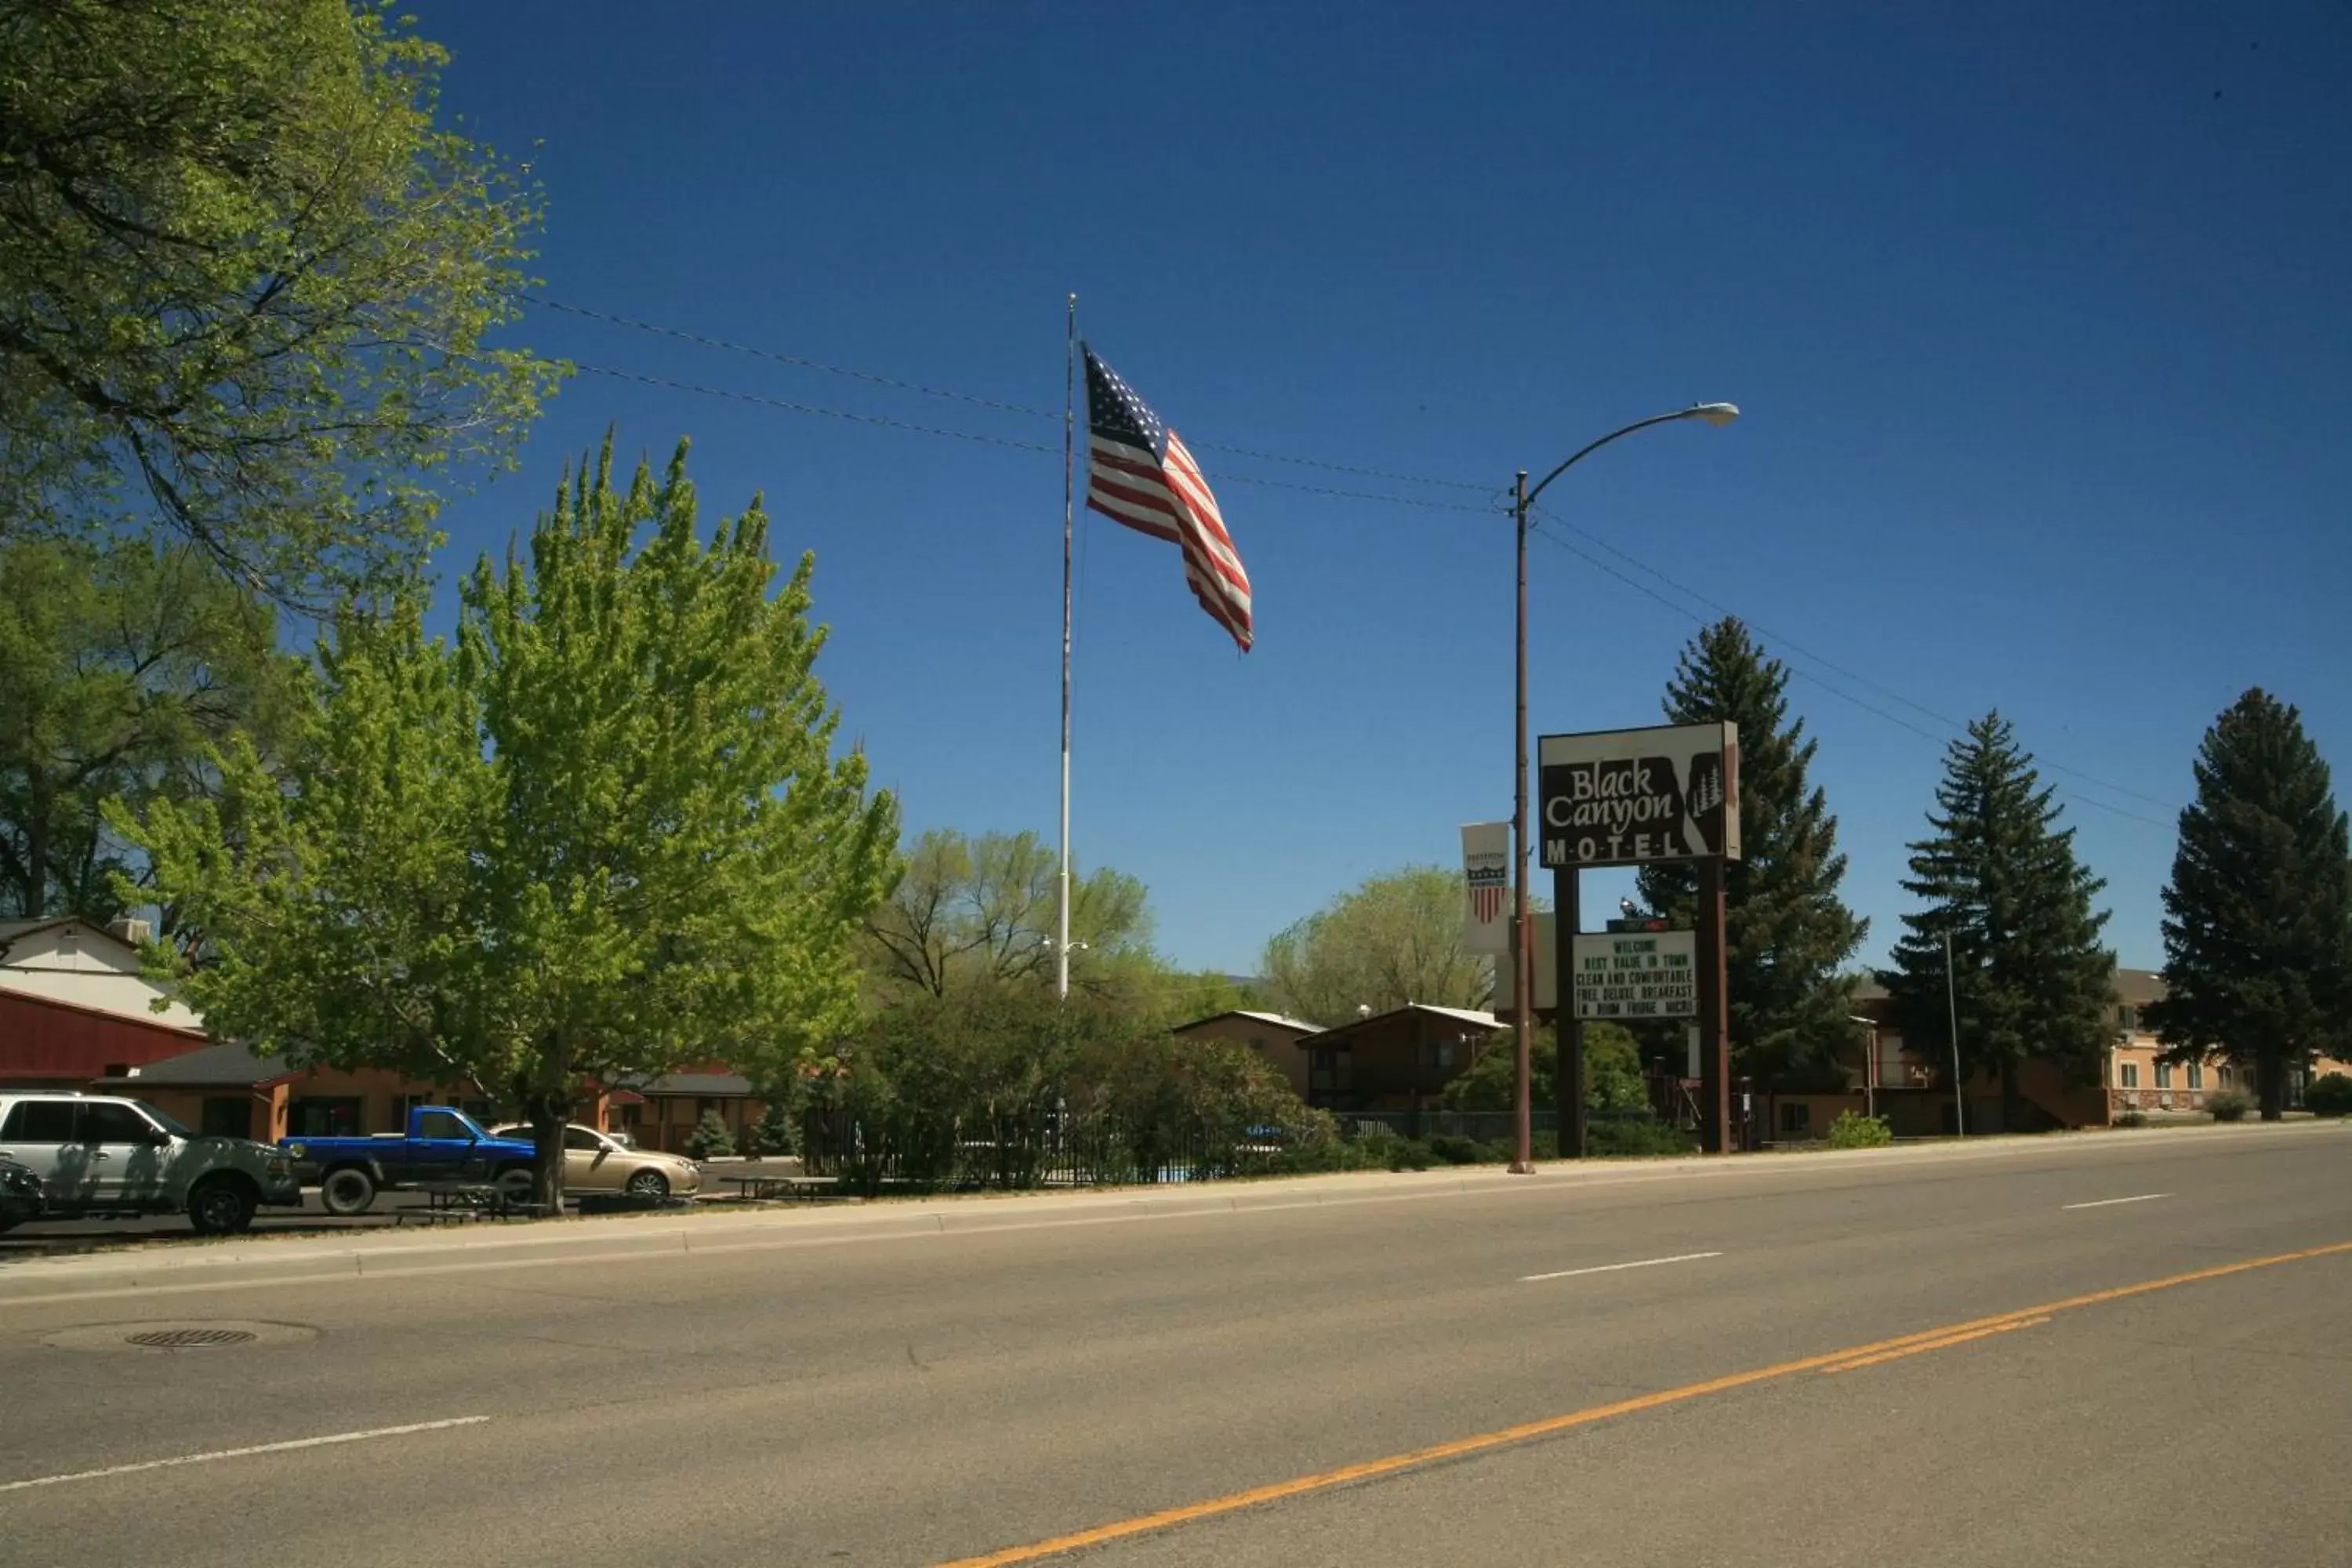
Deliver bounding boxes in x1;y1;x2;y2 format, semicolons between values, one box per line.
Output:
531;293;1494;492
568;361;1501;517
1524;523;2174;830
1530;503;2180;815
546;301;2174;823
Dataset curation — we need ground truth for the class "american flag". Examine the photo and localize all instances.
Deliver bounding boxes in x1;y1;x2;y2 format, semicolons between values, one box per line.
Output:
1083;345;1252;652
1466;870;1507;925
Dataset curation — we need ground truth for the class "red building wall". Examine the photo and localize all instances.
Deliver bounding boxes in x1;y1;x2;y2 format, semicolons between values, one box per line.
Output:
0;989;207;1087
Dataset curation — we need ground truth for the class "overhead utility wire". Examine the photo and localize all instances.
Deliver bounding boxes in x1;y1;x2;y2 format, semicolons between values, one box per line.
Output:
528;294;1494;492
1530;503;2182;815
1523;524;2173;830
567;362;1497;515
539;301;2173;823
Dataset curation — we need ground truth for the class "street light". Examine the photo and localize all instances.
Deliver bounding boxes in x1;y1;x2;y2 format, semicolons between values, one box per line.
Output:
1847;1014;1878;1121
1508;403;1740;1174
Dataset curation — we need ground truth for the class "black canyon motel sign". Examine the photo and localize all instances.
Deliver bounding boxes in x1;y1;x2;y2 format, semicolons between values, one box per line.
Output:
1537;722;1741;870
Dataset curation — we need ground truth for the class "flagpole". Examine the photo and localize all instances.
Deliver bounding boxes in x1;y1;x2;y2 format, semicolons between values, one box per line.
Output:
1057;293;1076;1002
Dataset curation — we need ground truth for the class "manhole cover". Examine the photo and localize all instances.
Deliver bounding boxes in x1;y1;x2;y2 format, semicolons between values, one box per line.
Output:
40;1319;319;1353
124;1327;257;1349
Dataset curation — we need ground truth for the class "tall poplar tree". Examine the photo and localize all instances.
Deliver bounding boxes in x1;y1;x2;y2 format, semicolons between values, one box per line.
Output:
123;438;901;1202
1881;713;2114;1129
2145;690;2352;1120
1636;619;1866;1087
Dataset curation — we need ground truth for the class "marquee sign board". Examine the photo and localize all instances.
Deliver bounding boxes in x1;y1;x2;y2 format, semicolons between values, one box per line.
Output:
1538;722;1740;869
1572;930;1697;1020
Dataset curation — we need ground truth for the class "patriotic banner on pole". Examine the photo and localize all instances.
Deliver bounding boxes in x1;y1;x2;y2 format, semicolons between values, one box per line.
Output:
1461;821;1510;954
1082;344;1253;652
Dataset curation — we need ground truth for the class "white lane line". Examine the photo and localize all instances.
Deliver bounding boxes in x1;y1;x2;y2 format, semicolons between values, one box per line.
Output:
0;1416;491;1494
1520;1250;1722;1283
2063;1193;2172;1210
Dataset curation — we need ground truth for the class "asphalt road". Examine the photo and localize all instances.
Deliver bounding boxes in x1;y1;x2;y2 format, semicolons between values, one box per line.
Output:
0;1126;2346;1567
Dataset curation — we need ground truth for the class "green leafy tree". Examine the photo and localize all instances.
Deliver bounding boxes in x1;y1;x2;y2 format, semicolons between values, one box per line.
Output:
1880;713;2114;1131
1635;619;1867;1088
0;0;559;597
0;533;301;919
1439;1021;1647;1115
2144;690;2352;1121
863;828;1150;1000
120;438;901;1203
1260;866;1490;1027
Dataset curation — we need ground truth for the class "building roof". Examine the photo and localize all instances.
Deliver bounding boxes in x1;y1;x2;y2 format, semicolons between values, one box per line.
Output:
1304;1002;1503;1044
93;1040;295;1087
633;1071;755;1097
1408;1004;1501;1029
1173;1008;1323;1036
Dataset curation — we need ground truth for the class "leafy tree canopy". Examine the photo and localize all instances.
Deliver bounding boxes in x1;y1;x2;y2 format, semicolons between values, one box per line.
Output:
1;531;301;920
1;0;560;597
120;437;900;1200
1260;865;1490;1029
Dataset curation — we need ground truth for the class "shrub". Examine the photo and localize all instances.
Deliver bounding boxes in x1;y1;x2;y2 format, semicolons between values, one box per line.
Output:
1824;1111;1894;1149
751;1100;795;1156
2304;1073;2352;1117
2111;1109;2147;1129
683;1109;739;1161
2205;1087;2254;1123
1585;1117;1699;1158
1425;1134;1509;1166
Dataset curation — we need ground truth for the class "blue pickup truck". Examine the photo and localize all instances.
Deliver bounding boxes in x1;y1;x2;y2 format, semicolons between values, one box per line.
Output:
283;1105;539;1215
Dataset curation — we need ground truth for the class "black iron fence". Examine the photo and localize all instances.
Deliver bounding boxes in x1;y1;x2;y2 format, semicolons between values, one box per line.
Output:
798;1106;1327;1193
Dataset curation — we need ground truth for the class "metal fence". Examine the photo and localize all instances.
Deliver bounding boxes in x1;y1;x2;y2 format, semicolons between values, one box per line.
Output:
798;1107;1321;1193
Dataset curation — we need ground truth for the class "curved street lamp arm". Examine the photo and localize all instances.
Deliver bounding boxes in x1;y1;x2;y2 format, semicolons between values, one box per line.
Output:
1523;408;1715;511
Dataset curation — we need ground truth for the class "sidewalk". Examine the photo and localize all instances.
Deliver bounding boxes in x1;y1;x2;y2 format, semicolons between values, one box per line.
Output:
1;1120;2335;1308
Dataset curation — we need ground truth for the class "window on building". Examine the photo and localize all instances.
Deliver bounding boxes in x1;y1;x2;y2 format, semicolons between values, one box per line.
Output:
287;1097;364;1137
2118;1063;2140;1089
1438;1040;1456;1069
2154;1062;2173;1091
200;1098;252;1139
2118;1004;2139;1031
2219;1065;2235;1087
1780;1103;1812;1134
2187;1063;2203;1091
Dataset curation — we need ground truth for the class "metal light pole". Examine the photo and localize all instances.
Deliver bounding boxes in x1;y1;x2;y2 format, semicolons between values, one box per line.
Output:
1848;1014;1878;1121
1508;402;1740;1174
1944;928;1966;1138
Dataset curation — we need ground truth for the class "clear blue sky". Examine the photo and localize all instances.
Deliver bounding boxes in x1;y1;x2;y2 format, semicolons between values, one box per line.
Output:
411;2;2351;978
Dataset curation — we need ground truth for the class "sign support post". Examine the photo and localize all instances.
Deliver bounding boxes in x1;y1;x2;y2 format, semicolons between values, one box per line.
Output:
1552;866;1584;1160
1697;855;1733;1153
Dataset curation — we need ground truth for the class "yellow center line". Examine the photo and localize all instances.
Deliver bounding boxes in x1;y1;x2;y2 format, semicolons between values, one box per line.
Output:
1820;1314;2053;1374
934;1238;2352;1568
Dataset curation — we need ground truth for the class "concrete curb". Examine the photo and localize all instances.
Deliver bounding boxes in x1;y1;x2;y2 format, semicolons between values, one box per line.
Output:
1;1119;2337;1308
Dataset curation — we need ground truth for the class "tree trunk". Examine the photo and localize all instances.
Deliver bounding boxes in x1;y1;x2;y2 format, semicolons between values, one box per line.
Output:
22;768;49;919
526;1042;573;1208
2258;1051;2287;1122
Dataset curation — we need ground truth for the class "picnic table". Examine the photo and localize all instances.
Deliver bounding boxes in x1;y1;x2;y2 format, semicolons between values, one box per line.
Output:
394;1181;559;1225
717;1173;833;1202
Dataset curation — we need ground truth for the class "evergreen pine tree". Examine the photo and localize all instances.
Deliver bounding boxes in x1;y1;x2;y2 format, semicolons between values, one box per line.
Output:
685;1109;739;1162
1636;619;1867;1088
2144;690;2352;1120
1881;713;2114;1130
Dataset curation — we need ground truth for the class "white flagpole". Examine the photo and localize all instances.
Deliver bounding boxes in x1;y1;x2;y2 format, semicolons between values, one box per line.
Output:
1057;294;1076;1002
